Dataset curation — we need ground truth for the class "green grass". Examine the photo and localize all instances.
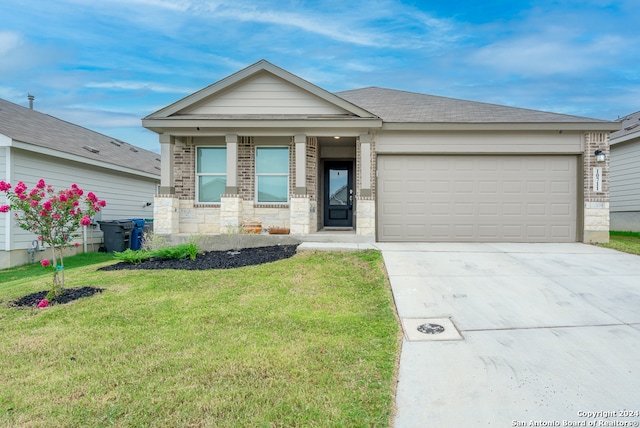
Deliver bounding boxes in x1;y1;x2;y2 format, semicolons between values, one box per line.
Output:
599;231;640;255
0;250;401;427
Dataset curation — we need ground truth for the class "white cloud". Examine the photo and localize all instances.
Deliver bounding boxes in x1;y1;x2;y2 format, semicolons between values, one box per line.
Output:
0;31;22;56
85;81;195;94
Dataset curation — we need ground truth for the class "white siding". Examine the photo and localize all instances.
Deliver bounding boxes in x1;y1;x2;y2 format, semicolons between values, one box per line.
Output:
9;149;158;250
183;73;349;116
611;140;640;212
0;147;6;249
375;131;583;154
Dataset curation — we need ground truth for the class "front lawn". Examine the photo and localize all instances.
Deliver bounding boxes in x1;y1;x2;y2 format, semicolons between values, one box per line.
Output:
0;249;400;427
599;231;640;255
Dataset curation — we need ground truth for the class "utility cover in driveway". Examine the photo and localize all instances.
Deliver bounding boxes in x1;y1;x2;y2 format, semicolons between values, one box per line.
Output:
377;155;577;242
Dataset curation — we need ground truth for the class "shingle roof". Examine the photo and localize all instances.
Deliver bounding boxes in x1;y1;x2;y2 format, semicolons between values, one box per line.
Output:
0;98;160;176
611;110;640;141
336;87;611;124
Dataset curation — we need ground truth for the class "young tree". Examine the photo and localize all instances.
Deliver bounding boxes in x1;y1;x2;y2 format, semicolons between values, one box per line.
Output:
1;179;106;300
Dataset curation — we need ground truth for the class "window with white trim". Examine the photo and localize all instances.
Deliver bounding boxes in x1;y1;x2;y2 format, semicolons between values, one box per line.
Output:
196;147;226;203
255;146;289;203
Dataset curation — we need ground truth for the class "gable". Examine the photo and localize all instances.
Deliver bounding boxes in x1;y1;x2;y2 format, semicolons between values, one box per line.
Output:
180;72;351;116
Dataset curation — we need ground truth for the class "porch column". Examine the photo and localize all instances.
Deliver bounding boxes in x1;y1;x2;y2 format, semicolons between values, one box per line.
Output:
359;133;372;197
357;133;375;236
225;134;238;194
159;133;174;194
294;134;306;194
583;132;610;243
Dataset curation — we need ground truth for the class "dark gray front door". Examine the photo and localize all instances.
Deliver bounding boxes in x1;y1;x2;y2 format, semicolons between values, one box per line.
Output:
324;161;353;227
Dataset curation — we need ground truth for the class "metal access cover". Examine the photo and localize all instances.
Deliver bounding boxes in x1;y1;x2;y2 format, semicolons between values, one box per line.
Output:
401;318;463;341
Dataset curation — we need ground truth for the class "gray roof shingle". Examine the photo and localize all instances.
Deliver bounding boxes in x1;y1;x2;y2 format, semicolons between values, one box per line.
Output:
336;87;612;124
611;110;640;141
0;98;160;176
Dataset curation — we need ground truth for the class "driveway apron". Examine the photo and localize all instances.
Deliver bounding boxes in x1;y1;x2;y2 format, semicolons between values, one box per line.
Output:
378;243;640;427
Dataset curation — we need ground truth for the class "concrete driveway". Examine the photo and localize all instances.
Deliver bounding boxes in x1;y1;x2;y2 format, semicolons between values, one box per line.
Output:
378;243;640;427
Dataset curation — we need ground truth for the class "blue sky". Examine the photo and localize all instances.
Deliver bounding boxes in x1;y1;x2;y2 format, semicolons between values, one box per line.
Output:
1;0;638;153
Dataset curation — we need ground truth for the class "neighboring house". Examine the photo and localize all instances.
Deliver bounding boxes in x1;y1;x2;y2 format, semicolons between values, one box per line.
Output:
610;110;640;232
143;60;620;244
0;98;161;268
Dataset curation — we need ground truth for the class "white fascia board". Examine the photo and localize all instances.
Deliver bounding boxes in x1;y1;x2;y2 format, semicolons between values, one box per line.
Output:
11;141;160;180
381;122;622;132
143;118;382;132
0;133;12;146
610;132;640;146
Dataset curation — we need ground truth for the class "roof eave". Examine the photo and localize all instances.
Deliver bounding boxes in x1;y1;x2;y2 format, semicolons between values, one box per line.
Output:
9;140;160;180
142;117;383;134
381;122;622;132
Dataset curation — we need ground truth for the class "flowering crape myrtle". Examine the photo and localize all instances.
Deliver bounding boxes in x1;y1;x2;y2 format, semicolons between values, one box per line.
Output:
0;179;106;301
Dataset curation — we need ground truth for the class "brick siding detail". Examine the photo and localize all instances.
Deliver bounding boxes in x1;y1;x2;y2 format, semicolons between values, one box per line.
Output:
583;132;610;243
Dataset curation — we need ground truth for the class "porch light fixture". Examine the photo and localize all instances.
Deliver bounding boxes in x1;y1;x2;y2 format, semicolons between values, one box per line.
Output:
594;150;606;163
333;136;340;139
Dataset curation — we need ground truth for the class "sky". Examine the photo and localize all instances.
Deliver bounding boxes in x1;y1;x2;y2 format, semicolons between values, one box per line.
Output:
1;0;638;153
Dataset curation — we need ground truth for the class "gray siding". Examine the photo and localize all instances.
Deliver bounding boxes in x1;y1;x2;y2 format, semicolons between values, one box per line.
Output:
183;73;348;116
610;140;640;212
9;149;158;250
375;131;583;154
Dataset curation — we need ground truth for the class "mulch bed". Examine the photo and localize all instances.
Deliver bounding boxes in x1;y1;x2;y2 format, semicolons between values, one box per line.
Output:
9;287;104;308
7;245;299;308
98;244;299;271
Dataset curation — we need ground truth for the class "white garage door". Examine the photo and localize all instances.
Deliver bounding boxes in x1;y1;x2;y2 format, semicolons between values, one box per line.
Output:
377;155;577;242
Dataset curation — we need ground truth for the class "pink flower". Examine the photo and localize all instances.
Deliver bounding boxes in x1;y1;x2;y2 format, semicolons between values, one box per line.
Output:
75;242;80;248
69;209;76;216
0;205;9;213
59;193;68;202
40;259;51;267
15;182;27;194
19;193;27;200
29;200;39;207
0;181;11;192
52;213;61;220
98;200;106;207
72;201;79;207
29;188;39;197
42;200;52;211
80;216;91;226
37;299;49;308
36;179;46;189
39;210;48;217
87;192;97;203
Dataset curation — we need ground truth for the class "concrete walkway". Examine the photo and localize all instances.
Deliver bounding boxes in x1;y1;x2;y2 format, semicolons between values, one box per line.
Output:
377;243;640;427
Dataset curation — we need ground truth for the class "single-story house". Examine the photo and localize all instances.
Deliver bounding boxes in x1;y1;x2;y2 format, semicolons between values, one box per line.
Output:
0;97;161;268
610;110;640;231
143;60;620;244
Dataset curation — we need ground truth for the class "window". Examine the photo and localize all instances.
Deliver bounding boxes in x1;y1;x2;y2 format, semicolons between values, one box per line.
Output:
256;147;289;203
196;147;226;203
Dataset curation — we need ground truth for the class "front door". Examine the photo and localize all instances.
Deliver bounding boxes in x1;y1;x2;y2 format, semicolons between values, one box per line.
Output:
324;161;353;227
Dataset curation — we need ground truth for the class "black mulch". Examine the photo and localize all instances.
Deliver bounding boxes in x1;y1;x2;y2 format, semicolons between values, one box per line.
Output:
6;245;299;309
9;287;104;308
98;244;299;271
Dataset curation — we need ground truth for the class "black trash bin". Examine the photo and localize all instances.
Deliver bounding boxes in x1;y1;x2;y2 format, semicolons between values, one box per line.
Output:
98;220;134;252
129;218;146;250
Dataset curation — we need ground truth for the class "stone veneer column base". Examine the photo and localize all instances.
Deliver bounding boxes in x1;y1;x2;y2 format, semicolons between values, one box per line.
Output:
356;198;375;236
584;202;610;243
290;196;315;235
154;195;180;235
220;196;242;233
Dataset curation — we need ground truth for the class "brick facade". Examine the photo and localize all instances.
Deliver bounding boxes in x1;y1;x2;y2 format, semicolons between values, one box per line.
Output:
583;132;610;243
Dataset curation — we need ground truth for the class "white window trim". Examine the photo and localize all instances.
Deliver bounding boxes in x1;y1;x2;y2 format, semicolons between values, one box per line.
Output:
255;146;290;205
195;145;226;204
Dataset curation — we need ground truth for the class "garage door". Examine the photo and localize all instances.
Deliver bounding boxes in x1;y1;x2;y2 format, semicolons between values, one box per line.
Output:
377;155;577;242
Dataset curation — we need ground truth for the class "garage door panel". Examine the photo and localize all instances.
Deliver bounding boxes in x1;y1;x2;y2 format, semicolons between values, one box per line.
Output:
377;155;577;242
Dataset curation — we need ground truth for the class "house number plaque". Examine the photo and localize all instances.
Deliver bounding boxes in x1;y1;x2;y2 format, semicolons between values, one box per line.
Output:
593;167;603;192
